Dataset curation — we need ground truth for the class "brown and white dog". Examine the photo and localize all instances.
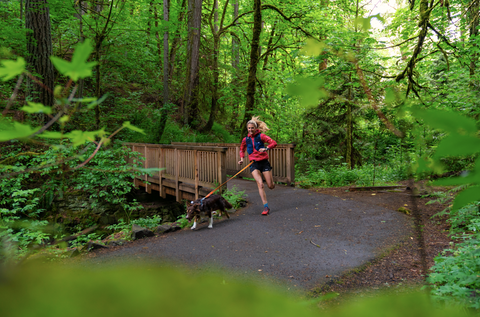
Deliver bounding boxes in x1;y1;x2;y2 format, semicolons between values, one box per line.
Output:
186;194;232;230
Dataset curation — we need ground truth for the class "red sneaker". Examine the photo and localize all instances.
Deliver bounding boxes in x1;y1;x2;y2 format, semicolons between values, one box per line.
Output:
261;207;270;215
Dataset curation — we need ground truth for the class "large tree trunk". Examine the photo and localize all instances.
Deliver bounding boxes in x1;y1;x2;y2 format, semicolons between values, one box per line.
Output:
169;0;187;87
229;0;240;130
201;0;219;133
183;0;202;127
241;0;261;137
154;0;170;142
76;0;86;100
25;0;54;124
469;0;479;85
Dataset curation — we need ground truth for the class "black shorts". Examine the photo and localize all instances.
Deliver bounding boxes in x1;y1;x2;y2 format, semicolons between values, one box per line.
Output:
250;159;272;173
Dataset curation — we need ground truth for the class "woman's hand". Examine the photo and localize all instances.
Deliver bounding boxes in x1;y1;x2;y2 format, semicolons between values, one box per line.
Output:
260;148;268;152
238;159;243;165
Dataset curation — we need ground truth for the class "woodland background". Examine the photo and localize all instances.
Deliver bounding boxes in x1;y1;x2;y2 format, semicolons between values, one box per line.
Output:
1;0;480;312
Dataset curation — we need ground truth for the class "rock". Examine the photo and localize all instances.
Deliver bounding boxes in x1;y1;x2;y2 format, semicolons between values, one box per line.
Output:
131;224;154;240
85;241;109;252
170;222;182;231
154;225;172;235
398;207;411;215
106;240;126;247
69;248;80;257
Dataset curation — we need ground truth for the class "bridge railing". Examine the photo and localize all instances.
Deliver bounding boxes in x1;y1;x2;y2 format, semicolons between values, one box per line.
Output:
125;143;227;202
171;142;295;185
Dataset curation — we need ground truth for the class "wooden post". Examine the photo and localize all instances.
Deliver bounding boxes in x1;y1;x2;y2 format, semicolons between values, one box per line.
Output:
144;145;151;193
218;150;227;194
159;147;165;198
286;146;292;186
194;149;199;199
175;148;180;202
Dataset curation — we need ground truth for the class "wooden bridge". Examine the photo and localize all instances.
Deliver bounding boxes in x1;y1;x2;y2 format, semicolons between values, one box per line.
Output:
125;142;295;202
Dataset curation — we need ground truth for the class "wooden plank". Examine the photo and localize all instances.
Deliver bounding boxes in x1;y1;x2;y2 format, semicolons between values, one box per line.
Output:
159;147;165;198
175;148;180;202
194;150;199;199
286;147;292;186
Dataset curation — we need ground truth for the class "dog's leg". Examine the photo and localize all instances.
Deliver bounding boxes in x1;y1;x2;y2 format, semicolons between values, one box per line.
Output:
191;217;197;230
208;216;213;229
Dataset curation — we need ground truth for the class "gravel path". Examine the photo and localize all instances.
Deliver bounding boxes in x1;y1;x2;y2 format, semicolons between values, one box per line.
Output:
82;179;412;291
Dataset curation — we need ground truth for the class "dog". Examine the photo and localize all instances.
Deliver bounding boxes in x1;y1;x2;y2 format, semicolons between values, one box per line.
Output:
186;194;232;230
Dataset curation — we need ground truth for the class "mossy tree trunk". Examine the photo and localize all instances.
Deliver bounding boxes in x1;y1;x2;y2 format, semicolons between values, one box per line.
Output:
25;0;54;124
241;0;262;137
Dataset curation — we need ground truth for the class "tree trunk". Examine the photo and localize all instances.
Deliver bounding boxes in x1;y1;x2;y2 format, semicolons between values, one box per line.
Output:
262;22;276;70
76;0;86;100
183;0;202;127
469;0;479;85
20;0;24;24
169;0;187;83
346;81;353;169
154;0;170;142
25;0;54;124
202;0;219;133
229;0;240;129
241;0;261;137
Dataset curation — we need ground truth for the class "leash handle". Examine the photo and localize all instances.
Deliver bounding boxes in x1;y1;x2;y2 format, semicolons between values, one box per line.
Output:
204;160;254;199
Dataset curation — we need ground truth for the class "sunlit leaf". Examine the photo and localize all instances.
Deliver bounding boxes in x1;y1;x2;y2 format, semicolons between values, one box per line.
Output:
0;57;25;81
59;115;70;123
64;129;106;147
122;121;145;134
0;120;39;141
20;102;52;115
37;131;64;139
287;77;327;107
300;38;326;56
385;88;396;104
452;185;480;211
50;39;98;81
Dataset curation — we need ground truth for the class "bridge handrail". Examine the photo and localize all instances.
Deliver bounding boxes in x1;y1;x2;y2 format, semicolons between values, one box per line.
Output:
171;142;295;185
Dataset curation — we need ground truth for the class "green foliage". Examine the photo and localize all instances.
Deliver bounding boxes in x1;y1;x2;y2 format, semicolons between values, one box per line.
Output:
428;233;480;309
296;163;409;188
175;214;189;229
221;185;247;209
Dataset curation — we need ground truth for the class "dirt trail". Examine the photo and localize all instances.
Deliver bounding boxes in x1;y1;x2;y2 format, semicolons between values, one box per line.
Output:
82;179;412;291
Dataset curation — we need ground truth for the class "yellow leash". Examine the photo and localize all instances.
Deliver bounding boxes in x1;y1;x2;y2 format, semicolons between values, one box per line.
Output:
204;160;254;199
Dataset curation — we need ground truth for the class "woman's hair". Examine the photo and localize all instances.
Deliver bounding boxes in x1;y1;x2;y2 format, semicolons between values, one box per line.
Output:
247;116;269;133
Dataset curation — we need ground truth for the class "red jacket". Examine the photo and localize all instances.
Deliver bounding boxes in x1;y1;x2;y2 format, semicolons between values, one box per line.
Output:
240;130;277;162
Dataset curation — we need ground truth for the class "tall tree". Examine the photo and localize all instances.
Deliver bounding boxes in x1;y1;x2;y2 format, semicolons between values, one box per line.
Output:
183;0;202;126
241;0;262;136
25;0;54;119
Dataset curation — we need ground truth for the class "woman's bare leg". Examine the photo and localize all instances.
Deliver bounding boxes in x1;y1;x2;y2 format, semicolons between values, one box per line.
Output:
262;170;275;189
252;169;267;205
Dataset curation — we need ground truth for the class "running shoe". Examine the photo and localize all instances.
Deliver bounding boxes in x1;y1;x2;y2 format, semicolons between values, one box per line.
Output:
261;207;270;215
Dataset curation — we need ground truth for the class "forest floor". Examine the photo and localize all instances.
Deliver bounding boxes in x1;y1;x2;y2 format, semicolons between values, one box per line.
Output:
308;181;452;306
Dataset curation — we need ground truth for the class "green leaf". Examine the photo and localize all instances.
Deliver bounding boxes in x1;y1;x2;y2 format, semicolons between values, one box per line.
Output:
287;77;328;107
0;57;26;81
433;134;480;158
411;107;477;135
300;38;326;56
86;93;109;110
50;39;98;81
122;121;145;134
385;88;396;104
0;120;39;141
37;131;65;139
20;102;52;115
64;129;106;147
452;185;480;211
